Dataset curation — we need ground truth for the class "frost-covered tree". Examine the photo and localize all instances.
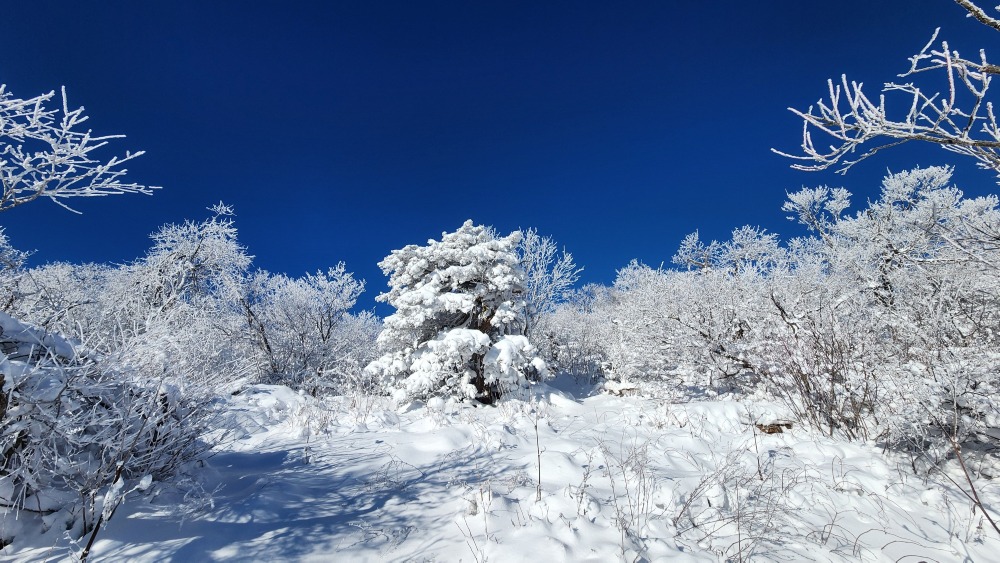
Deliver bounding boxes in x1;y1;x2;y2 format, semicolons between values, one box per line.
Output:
772;0;1000;461
600;257;770;398
516;228;581;339
0;212;250;554
780;166;1000;444
673;226;783;275
241;265;379;395
0;82;199;556
0;85;156;212
775;1;1000;180
8;261;110;337
0;227;29;312
659;167;1000;445
109;203;250;335
532;283;610;382
600;262;680;387
366;220;546;404
81;204;258;391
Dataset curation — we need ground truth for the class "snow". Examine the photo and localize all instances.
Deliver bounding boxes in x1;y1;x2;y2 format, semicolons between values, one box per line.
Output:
0;311;81;363
7;383;999;561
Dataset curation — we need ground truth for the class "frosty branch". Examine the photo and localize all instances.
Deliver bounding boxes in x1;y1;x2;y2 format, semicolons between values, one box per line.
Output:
0;85;157;213
956;0;1000;32
774;1;1000;180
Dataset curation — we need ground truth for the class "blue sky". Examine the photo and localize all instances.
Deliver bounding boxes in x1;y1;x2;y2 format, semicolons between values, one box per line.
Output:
1;1;997;312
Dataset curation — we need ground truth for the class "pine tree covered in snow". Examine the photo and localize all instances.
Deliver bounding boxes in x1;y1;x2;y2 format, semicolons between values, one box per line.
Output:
366;220;545;404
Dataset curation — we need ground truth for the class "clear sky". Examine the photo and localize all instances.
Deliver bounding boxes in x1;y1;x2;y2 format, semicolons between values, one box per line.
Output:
1;1;997;313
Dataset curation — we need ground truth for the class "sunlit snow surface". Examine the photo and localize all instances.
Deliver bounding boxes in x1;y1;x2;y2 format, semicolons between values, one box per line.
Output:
10;382;1000;562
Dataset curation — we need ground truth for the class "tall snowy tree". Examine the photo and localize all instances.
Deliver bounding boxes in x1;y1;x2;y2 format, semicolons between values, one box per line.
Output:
366;220;545;404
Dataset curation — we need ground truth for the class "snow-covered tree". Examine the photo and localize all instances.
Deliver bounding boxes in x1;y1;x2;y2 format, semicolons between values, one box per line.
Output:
0;81;206;556
532;283;610;382
241;265;379;395
599;262;680;387
656;166;1000;445
89;205;259;393
109;203;250;335
772;0;1000;456
0;85;156;212
673;226;783;275
779;166;1000;444
366;220;546;404
599;258;769;397
8;261;110;337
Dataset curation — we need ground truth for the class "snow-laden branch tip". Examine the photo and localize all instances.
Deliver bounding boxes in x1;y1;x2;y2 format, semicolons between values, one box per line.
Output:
0;84;158;213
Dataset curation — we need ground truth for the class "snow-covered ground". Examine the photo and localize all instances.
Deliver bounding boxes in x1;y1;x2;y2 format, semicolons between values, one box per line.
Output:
10;382;1000;562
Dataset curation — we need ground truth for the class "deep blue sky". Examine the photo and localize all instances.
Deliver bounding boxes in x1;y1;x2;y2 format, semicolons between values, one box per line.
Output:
1;1;997;313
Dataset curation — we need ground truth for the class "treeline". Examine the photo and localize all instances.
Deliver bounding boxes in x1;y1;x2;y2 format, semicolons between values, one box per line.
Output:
540;166;1000;460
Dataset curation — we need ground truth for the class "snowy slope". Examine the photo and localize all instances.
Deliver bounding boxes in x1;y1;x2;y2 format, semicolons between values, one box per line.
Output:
9;383;1000;562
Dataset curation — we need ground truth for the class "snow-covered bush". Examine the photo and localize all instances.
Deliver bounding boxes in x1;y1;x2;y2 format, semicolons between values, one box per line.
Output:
367;220;546;404
532;284;610;383
564;166;999;452
773;0;1000;450
0;79;212;557
87;204;258;391
0;312;213;556
10;204;377;398
599;262;680;387
651;167;1000;447
107;203;250;339
748;243;886;439
590;259;766;398
779;166;1000;445
9;261;111;337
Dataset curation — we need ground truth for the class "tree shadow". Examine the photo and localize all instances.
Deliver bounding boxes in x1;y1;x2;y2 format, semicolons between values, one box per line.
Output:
93;431;512;561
